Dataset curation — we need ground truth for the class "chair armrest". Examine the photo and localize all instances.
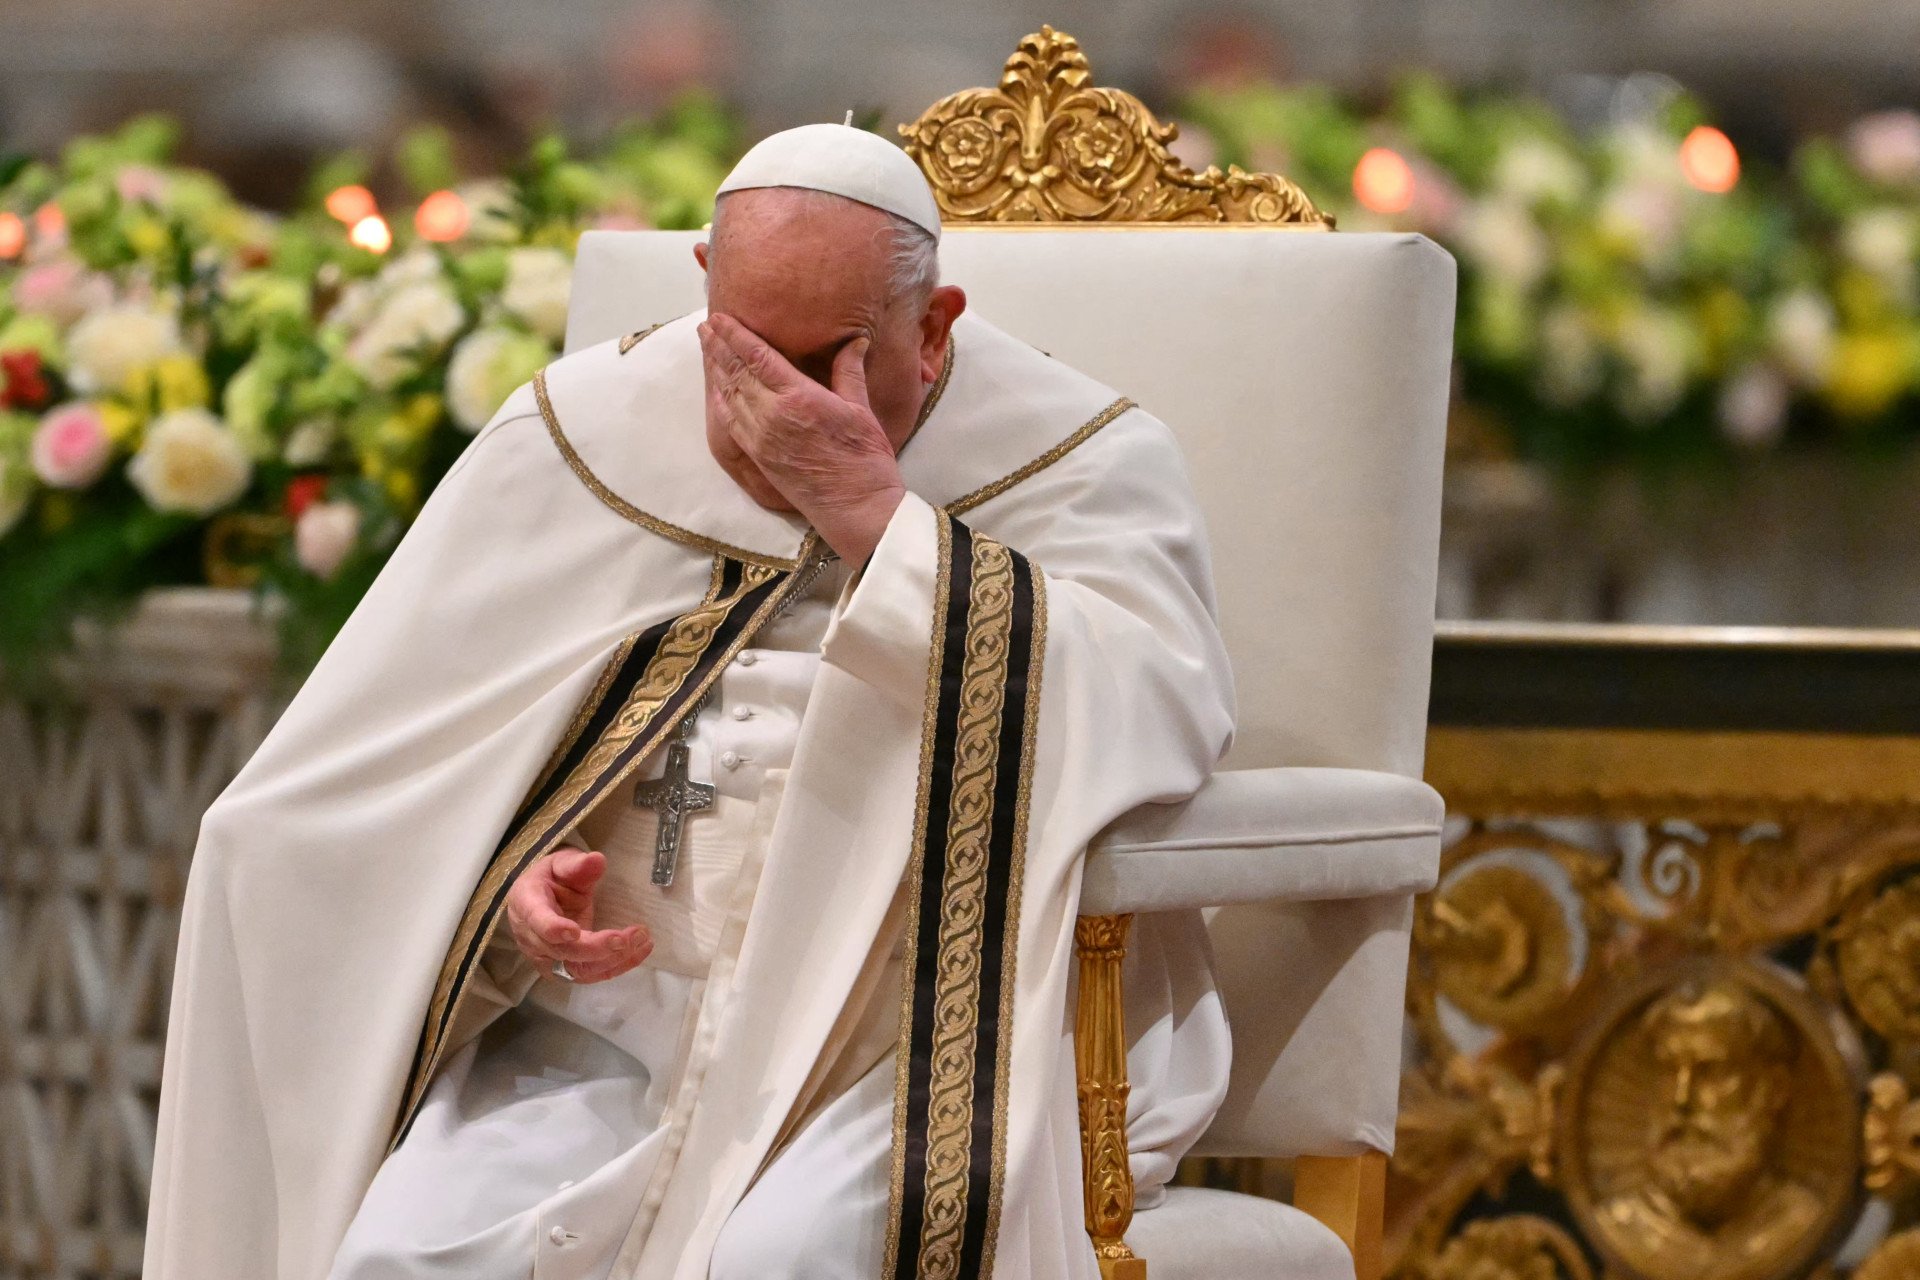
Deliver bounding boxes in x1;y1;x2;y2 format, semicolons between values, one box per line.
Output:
1079;767;1443;916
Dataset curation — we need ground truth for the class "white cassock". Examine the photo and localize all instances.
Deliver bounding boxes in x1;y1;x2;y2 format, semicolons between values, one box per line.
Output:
145;309;1238;1280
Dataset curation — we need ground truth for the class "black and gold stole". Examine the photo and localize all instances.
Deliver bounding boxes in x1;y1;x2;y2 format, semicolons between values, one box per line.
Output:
390;548;814;1149
885;513;1047;1280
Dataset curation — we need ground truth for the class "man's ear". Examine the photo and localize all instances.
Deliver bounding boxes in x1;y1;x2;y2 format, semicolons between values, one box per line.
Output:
693;241;711;273
919;285;967;383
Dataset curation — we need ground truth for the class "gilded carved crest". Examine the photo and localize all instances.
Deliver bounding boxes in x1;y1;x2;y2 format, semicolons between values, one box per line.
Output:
900;27;1332;227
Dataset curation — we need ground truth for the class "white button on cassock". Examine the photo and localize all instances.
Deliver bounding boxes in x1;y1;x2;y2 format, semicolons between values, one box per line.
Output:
735;650;758;667
548;1226;567;1246
719;751;742;770
731;705;753;721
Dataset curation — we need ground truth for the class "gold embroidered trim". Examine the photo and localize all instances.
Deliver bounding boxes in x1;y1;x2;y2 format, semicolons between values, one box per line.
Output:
916;535;1019;1275
899;335;957;456
619;322;665;354
945;396;1135;516
394;542;820;1142
535;367;802;570
884;511;955;1278
978;560;1044;1273
525;633;639;805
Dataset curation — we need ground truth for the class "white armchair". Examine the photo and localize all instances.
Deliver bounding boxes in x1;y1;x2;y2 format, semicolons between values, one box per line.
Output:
565;217;1455;1279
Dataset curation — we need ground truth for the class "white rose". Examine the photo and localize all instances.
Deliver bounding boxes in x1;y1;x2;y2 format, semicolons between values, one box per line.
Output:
446;327;551;431
456;180;520;243
1456;199;1551;290
1537;305;1603;407
1847;111;1920;186
65;304;185;394
1717;364;1789;448
502;247;573;343
1611;307;1693;422
1607;123;1684;192
1492;136;1586;207
1598;180;1682;267
345;280;466;389
282;418;340;466
295;499;361;580
1841;208;1918;302
126;408;252;515
1768;290;1837;387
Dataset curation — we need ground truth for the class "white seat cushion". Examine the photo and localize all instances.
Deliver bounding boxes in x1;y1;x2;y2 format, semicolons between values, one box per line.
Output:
1124;1187;1354;1280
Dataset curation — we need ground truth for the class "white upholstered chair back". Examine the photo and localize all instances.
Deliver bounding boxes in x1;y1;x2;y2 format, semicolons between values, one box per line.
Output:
564;225;1458;1159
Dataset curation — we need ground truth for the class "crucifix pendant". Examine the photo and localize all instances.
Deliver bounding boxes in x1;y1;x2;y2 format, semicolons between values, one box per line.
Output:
630;718;715;887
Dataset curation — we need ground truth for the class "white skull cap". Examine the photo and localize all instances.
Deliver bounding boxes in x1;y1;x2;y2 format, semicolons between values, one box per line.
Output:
715;123;943;242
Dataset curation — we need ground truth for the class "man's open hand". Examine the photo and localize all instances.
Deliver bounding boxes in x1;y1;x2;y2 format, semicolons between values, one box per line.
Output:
699;313;906;564
504;848;652;984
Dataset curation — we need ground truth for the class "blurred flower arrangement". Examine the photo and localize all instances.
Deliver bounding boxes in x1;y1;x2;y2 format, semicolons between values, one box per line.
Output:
1181;77;1920;468
4;78;1919;677
0;100;736;681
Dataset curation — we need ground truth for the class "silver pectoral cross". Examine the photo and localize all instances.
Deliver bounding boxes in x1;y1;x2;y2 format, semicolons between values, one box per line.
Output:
631;715;715;887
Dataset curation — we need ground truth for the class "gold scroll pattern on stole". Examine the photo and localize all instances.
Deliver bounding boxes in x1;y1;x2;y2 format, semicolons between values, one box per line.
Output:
918;536;1020;1278
886;514;957;1280
398;552;804;1143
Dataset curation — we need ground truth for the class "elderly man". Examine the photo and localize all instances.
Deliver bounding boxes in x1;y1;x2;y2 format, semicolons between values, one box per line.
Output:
145;125;1234;1280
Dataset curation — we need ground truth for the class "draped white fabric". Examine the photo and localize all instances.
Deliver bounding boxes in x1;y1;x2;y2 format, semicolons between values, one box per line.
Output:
145;311;1238;1279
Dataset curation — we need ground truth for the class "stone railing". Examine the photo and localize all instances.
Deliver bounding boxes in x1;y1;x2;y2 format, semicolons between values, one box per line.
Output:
0;590;283;1280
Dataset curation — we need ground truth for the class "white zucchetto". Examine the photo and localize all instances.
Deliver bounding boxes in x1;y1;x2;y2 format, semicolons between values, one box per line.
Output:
715;123;943;242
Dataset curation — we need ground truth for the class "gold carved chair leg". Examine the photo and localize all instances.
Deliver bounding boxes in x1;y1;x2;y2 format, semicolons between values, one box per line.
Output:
1075;913;1147;1280
1294;1152;1387;1280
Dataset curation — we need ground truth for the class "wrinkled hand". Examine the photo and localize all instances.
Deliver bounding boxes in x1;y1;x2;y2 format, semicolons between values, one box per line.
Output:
504;848;652;984
699;313;906;564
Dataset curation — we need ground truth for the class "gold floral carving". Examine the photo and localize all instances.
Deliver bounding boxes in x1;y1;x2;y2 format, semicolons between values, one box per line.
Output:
900;27;1332;228
1557;959;1861;1280
1864;1073;1920;1194
1422;861;1579;1032
1424;1216;1591;1280
1075;913;1145;1280
1833;877;1920;1044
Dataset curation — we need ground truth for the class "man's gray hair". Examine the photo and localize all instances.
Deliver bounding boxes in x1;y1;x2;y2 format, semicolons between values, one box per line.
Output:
707;188;940;302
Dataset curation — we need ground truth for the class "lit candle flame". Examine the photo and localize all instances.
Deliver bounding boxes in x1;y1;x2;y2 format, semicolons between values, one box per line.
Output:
1353;147;1416;215
349;214;393;254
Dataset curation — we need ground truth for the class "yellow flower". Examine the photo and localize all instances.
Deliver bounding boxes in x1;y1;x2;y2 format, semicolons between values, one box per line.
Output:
398;393;443;440
127;355;213;414
98;402;142;447
1825;330;1912;419
383;468;419;510
1694;288;1749;376
124;213;171;261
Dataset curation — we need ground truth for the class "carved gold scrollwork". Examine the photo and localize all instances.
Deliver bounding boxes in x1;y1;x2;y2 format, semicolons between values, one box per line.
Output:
1864;1073;1920;1195
900;27;1332;227
1833;877;1920;1045
1422;858;1581;1033
1076;913;1144;1280
1424;1216;1592;1280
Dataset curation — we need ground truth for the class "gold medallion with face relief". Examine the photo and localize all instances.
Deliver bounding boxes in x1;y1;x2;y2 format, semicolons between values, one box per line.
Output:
1557;958;1862;1280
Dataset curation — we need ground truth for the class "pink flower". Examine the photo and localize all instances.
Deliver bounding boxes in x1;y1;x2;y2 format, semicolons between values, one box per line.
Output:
114;164;171;205
30;403;113;489
10;257;113;327
295;499;362;580
1848;111;1920;186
